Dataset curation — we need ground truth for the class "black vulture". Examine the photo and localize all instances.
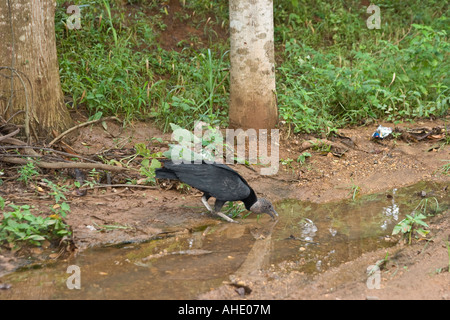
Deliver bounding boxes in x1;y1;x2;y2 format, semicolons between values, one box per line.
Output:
155;160;278;223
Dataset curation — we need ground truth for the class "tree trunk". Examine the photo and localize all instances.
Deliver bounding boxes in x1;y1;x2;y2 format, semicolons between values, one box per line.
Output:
0;0;73;141
228;0;278;130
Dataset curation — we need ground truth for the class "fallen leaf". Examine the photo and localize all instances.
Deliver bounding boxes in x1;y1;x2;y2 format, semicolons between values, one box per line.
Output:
427;134;444;140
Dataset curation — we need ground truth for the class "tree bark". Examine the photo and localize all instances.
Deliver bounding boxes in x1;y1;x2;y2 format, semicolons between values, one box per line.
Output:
228;0;278;130
0;0;73;141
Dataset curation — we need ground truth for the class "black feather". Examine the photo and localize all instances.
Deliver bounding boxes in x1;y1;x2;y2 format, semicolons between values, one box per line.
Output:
155;160;257;209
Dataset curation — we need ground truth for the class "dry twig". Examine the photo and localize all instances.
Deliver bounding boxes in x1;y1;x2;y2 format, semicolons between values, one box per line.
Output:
0;156;127;172
48;116;122;147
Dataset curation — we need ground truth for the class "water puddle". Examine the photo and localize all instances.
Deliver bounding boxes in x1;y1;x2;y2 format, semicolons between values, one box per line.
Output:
0;181;448;299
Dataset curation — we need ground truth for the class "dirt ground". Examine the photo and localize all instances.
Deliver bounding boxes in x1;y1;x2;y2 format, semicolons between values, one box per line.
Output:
1;116;449;299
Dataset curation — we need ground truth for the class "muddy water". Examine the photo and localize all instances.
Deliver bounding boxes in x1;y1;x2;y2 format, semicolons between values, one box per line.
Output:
0;181;448;299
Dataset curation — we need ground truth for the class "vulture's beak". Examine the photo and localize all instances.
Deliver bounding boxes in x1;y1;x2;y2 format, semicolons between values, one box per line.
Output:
267;207;279;220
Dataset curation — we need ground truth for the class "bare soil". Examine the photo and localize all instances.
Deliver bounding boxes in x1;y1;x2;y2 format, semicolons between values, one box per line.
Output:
1;116;448;300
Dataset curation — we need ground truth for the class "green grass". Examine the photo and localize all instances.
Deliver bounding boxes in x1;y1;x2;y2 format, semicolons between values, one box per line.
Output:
55;0;449;133
275;0;449;133
436;160;450;175
55;0;229;130
222;201;249;219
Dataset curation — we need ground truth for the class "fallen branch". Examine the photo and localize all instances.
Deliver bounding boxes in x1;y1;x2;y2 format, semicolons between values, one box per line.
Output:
0;145;97;163
0;128;20;142
48;116;122;147
78;184;158;191
0;156;127;172
0;137;41;156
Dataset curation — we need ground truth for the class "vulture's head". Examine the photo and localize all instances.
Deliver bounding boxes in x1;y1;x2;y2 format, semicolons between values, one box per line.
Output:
250;198;279;220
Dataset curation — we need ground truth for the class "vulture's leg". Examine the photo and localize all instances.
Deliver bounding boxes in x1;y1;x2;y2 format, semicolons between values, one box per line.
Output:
201;194;213;213
213;200;237;223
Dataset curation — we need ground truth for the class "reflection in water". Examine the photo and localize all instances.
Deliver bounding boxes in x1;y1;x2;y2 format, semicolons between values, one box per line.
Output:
300;218;317;242
381;188;400;230
0;182;447;299
270;182;448;274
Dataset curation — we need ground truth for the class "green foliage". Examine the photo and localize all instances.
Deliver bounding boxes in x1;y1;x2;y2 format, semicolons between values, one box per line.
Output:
42;179;68;205
0;178;74;247
149;49;230;131
55;0;160;122
348;182;360;201
297;152;311;164
17;161;40;185
275;0;449;133
436;160;450;175
140;158;162;184
392;197;440;244
42;179;72;222
392;212;429;244
0;197;71;247
163;122;225;163
102;0;118;47
222;201;248;219
446;240;450;272
55;0;229;129
280;158;294;166
55;0;449;133
176;182;191;194
135;143;162;184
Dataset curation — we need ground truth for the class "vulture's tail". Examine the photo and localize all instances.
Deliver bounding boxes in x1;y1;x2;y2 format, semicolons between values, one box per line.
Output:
155;167;178;180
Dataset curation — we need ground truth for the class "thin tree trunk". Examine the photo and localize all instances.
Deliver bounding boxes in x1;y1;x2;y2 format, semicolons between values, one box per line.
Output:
0;0;73;141
228;0;278;130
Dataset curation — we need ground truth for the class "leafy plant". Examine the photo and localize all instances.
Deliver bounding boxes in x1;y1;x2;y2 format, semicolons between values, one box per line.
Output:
140;158;162;184
297;152;312;164
17;160;40;185
135;143;162;184
280;158;294;166
93;222;133;231
223;201;248;219
392;212;429;244
392;197;440;244
311;140;332;153
0;197;71;247
42;179;68;204
176;182;191;194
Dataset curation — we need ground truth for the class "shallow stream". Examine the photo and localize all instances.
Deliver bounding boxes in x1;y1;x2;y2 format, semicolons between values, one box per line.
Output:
0;181;448;299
